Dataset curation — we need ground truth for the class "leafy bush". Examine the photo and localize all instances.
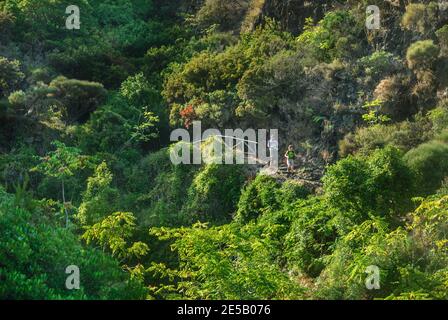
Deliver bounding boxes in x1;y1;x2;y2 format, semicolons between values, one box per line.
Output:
357;51;402;85
0;57;24;98
149;222;304;300
47;39;129;88
163;23;293;128
373;74;414;119
297;11;364;62
428;100;448;133
339;116;433;157
324;146;415;220
235;174;281;223
119;72;172;141
0;10;14;40
82;211;149;261
237;50;308;119
75;94;152;156
284;197;337;277
0;187;146;299
77;162;120;226
402;2;438;36
183;164;246;224
317;195;448;300
195;0;250;31
436;25;448;56
404;140;448;195
49;76;107;123
130;149;198;227
7;90;26;108
277;180;310;207
406;40;440;71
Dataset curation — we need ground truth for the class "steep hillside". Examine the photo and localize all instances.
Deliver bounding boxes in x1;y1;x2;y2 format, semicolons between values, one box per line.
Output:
1;0;448;300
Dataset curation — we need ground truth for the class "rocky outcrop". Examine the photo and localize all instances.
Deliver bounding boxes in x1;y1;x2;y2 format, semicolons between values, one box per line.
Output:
185;0;332;34
257;0;333;34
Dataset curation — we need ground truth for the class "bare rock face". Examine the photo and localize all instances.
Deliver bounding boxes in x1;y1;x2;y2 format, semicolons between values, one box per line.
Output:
184;0;332;34
184;0;410;37
256;0;333;34
176;0;206;14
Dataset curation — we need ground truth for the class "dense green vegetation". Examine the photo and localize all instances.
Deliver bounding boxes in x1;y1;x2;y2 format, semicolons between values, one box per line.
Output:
2;0;448;300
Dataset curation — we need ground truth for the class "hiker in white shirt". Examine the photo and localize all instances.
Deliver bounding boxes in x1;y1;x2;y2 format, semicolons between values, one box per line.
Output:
267;135;279;168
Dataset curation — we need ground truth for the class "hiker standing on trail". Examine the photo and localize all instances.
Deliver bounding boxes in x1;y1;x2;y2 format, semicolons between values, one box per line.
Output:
285;145;296;174
267;134;279;168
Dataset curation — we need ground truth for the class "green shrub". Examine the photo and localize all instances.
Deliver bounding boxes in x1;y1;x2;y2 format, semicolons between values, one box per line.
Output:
0;57;24;98
373;74;413;119
235;174;281;223
436;25;448;56
435;129;448;143
284;197;337;277
358;51;402;84
366;145;415;215
195;0;250;31
7;90;26;109
28;67;53;84
0;187;146;299
317;195;448;300
0;145;38;189
49;76;107;122
297;11;364;62
406;40;440;71
77;162;120;226
75;94;148;155
428;100;448;133
325;146;415;219
339;117;433;157
277;180;310;207
132;151;198;227
183;164;247;225
149;222;304;300
402;2;438;35
47;39;129;88
0;11;14;39
163;23;293;128
404;140;448;195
